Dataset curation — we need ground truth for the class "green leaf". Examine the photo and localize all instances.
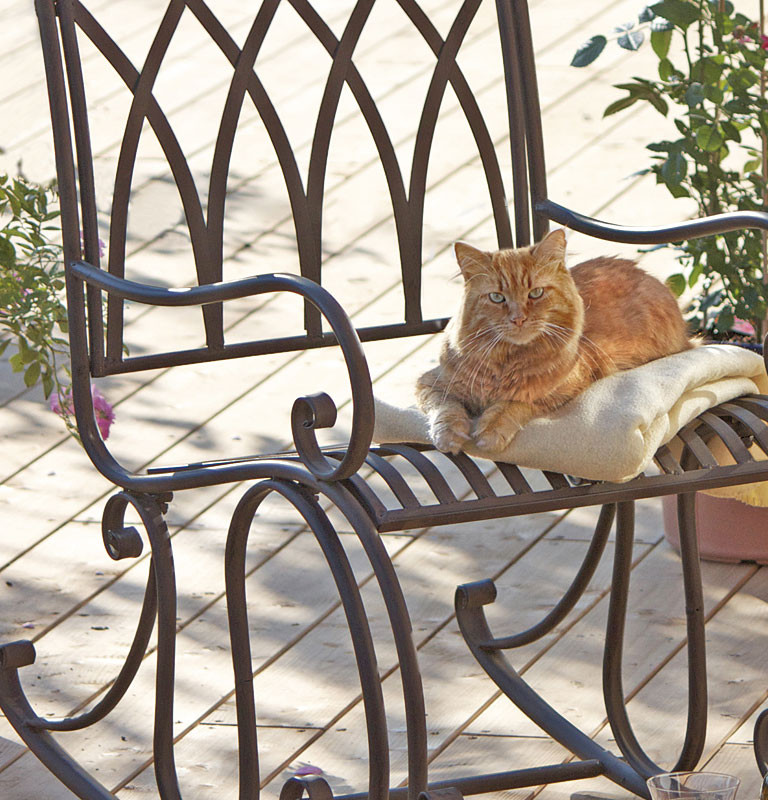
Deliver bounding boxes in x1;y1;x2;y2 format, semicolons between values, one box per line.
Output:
696;58;724;85
0;236;16;267
647;139;683;153
617;29;645;51
707;0;734;14
721;120;741;142
666;273;687;296
650;0;701;29
651;28;673;58
658;57;675;81
743;157;762;173
696;123;724;151
647;93;669;115
571;35;607;67
688;261;704;288
23;361;40;388
716;309;735;333
603;95;640;117
685;82;706;107
661;150;688;185
9;353;23;372
728;68;758;93
724;97;751;114
704;84;723;104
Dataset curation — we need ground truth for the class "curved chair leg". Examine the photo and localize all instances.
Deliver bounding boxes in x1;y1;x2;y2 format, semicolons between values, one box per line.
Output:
604;497;707;778
455;504;649;798
321;480;428;800
226;478;392;800
0;490;163;800
0;645;115;800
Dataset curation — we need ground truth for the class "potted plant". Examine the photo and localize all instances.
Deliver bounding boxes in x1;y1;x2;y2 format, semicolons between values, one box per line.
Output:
572;0;768;562
0;173;114;439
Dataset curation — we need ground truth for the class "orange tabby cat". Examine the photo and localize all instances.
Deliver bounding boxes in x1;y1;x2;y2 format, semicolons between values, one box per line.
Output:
416;229;693;454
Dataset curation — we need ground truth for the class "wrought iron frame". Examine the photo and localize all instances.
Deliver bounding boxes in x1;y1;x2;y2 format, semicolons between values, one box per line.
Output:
3;0;768;797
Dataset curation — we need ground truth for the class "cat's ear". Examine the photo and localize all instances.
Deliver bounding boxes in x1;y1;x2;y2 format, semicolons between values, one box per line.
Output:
532;228;567;267
454;242;491;281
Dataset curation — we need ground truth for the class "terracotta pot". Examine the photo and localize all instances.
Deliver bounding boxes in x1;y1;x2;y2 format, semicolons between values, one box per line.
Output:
662;493;768;565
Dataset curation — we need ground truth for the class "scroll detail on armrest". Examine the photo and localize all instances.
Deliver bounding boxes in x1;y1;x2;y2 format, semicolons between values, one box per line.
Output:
67;262;374;483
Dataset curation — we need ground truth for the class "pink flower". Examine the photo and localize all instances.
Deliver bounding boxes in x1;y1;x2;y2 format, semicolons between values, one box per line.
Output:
49;387;74;417
92;387;115;439
761;34;768;50
49;385;115;439
731;317;756;336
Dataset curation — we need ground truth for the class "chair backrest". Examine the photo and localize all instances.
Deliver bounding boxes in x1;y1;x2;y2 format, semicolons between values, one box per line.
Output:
36;0;549;379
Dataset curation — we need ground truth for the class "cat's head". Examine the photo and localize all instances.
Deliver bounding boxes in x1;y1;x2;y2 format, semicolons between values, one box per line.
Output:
453;229;583;347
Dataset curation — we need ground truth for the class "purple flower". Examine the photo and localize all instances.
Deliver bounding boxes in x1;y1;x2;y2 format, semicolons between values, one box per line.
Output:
92;387;115;439
49;385;115;439
293;765;323;777
79;231;107;260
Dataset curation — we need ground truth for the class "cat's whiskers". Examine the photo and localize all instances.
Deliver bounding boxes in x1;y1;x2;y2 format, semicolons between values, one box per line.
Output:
440;325;507;405
540;322;576;348
466;329;507;399
433;326;505;405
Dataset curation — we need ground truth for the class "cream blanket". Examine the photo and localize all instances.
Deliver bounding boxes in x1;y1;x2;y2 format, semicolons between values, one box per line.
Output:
373;344;768;490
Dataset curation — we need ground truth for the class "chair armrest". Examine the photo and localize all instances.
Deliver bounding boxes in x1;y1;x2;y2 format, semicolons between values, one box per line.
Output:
538;199;768;245
67;261;373;483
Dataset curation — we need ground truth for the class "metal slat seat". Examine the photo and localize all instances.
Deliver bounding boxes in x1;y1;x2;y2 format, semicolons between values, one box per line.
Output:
303;394;768;533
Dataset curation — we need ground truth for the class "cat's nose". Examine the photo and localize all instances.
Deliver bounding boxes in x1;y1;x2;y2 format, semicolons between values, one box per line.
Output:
508;302;527;326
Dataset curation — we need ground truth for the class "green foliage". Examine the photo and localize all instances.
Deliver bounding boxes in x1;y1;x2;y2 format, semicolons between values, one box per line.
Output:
0;174;70;401
572;1;768;336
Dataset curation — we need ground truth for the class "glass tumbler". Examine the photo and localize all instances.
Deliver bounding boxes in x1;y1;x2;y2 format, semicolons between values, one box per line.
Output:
647;772;740;800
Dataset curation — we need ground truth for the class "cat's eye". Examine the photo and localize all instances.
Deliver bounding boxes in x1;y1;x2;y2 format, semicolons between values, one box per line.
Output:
528;287;544;299
488;291;506;304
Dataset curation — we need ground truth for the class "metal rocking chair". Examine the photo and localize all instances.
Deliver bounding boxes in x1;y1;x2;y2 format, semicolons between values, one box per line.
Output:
3;0;768;797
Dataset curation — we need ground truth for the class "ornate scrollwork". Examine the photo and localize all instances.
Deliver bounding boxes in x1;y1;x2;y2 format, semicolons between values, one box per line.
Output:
280;774;335;800
101;491;171;560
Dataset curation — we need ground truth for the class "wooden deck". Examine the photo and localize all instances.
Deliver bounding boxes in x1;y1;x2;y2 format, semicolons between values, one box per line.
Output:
1;0;767;798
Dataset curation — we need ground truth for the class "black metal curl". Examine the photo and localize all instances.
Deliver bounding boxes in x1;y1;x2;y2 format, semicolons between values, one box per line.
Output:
102;491;152;560
459;503;615;650
754;708;768;776
280;774;335;800
0;492;164;800
19;493;160;734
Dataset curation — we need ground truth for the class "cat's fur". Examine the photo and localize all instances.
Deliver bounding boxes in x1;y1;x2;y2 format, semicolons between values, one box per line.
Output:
416;229;693;454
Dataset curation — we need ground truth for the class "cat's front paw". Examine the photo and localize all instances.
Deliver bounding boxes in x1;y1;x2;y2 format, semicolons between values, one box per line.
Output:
473;402;532;453
473;423;516;453
429;410;471;454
